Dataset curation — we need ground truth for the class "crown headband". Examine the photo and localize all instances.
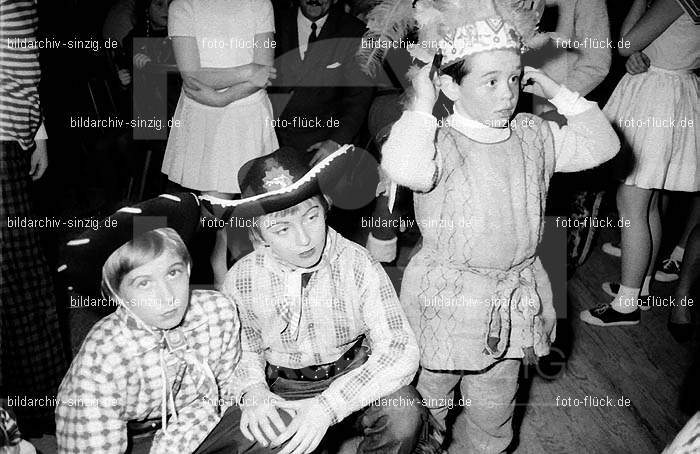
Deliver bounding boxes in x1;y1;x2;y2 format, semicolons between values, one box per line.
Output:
359;0;550;76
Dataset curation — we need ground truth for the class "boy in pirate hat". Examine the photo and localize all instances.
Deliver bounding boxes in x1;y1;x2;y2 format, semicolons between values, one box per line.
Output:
361;0;620;451
54;193;280;454
205;145;427;454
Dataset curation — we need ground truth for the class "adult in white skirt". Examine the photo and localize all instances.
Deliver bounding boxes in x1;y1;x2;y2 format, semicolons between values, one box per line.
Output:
581;0;699;327
165;0;279;286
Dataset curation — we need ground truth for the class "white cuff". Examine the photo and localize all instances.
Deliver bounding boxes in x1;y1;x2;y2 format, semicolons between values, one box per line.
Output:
549;85;595;117
34;121;47;140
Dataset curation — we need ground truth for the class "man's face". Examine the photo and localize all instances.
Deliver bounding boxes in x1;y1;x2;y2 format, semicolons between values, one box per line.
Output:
453;49;522;128
118;250;190;330
149;0;169;29
299;0;332;21
259;198;327;269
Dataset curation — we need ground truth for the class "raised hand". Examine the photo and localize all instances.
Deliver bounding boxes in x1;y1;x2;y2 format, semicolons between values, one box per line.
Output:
522;66;561;100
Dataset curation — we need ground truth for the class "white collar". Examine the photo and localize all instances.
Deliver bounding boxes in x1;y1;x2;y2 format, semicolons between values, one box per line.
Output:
447;106;512;144
297;8;329;32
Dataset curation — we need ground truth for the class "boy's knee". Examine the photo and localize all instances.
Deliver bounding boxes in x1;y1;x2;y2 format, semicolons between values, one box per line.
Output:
363;386;427;441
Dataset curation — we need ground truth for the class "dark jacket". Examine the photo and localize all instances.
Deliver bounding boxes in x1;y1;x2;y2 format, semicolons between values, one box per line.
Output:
270;6;374;154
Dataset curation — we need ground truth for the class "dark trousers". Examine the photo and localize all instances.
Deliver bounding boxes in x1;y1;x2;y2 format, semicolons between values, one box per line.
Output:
128;405;286;454
271;380;426;454
268;350;427;454
0;141;67;428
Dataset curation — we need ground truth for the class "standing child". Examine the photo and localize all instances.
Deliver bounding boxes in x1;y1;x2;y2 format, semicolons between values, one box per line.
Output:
580;0;699;327
164;0;279;286
365;0;620;451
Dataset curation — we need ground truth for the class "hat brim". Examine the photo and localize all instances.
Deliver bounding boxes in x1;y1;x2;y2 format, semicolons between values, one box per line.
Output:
56;193;203;296
202;144;357;219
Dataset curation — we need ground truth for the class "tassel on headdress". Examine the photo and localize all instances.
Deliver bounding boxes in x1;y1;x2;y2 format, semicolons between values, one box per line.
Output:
359;0;551;76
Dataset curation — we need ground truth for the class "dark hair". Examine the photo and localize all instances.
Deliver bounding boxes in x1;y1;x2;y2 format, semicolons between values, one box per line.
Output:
441;58;471;84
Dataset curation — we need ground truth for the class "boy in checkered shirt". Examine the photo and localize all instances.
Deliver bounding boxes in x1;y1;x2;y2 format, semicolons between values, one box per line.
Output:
211;146;427;454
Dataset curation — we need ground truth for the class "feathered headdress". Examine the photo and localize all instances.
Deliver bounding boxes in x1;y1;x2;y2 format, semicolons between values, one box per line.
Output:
358;0;550;76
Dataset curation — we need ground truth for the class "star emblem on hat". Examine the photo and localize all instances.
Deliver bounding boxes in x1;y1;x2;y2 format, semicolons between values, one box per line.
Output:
263;166;294;191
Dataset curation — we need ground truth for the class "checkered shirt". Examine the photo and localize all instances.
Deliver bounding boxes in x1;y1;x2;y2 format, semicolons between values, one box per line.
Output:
223;228;420;424
56;290;241;454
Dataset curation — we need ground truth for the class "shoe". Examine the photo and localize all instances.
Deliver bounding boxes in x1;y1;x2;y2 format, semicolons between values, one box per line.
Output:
601;282;651;311
667;321;694;343
602;241;621;258
655;258;681;282
580;304;641;326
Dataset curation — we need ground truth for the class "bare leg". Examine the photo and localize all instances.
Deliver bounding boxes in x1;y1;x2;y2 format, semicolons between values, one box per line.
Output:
618;184;654;288
647;190;662;284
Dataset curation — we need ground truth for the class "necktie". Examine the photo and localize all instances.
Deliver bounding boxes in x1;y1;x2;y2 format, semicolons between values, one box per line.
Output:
309;22;318;44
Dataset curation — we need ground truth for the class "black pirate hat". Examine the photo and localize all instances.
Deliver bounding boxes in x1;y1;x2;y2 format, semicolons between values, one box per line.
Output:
56;193;205;296
202;144;365;218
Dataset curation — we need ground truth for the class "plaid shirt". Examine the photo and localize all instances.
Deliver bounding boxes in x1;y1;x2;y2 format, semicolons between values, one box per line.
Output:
223;228;419;424
56;290;241;454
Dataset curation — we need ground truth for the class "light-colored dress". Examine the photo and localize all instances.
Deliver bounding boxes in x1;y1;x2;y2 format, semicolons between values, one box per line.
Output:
603;11;699;192
163;0;279;193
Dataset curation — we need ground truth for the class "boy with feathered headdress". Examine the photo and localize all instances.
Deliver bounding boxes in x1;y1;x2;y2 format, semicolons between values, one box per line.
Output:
360;0;620;451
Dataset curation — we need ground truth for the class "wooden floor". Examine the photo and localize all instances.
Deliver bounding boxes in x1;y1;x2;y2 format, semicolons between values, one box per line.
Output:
30;217;696;454
513;226;694;454
384;215;695;454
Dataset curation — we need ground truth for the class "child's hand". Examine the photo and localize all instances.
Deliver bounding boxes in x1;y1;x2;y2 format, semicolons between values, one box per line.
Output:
522;66;561;100
117;68;131;86
625;51;650;75
409;63;440;114
133;52;152;70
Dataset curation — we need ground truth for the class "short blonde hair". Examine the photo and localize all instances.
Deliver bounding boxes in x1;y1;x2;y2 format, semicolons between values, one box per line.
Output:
101;227;190;298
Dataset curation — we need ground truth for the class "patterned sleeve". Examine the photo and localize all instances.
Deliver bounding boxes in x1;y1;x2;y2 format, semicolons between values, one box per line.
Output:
222;280;270;402
544;86;620;173
316;251;420;424
56;340;126;453
209;292;243;405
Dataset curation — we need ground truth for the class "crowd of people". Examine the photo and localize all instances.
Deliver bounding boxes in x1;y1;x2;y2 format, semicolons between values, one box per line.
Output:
0;0;698;453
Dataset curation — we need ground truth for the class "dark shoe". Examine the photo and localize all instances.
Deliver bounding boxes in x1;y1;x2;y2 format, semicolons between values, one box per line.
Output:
580;304;641;326
667;321;694;343
655;258;681;282
601;282;650;311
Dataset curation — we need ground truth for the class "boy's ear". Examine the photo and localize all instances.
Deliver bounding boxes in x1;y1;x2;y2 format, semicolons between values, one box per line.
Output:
439;74;461;102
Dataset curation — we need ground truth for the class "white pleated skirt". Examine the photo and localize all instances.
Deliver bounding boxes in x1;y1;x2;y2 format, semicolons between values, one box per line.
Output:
163;89;279;194
603;66;699;192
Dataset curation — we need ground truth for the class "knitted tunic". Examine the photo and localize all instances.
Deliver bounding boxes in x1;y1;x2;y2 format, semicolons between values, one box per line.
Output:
382;86;619;371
